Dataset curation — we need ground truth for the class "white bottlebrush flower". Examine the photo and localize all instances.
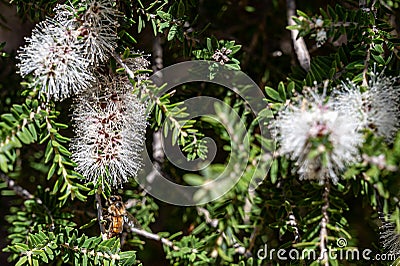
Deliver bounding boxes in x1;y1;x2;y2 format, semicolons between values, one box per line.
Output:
334;74;400;142
55;1;119;65
123;53;151;73
17;1;120;100
273;93;363;184
80;0;121;26
77;22;118;65
380;214;400;257
212;47;232;65
17;19;94;101
71;77;148;188
315;18;324;28
316;29;327;47
121;53;151;87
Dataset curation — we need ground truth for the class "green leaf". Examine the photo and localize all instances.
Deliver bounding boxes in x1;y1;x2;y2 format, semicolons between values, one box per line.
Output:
157;11;172;21
345;60;364;70
1;113;16;125
58;144;71;157
138;15;143;33
177;0;185;18
82;254;88;266
79;218;97;230
207;38;213;53
277;82;286;101
225;63;240;70
0;154;8;173
54;122;68;129
373;43;384;53
265;86;282;102
39;251;48;263
371;54;385;65
168;25;178;41
172;127;179;146
151;18;157;36
286;25;299;31
44;246;54;260
44;141;54;164
270;159;278;184
47;163;57;180
16;128;32;145
122;31;137;44
14;243;29;252
296;10;309;19
15;256;28;266
183;174;204;186
27;123;37;141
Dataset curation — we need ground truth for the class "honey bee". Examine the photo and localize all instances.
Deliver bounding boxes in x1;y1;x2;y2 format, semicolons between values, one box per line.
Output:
105;195;140;239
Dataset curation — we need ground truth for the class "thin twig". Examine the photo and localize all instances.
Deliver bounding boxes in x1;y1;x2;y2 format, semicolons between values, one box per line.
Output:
151;36;166;172
0;170;55;229
146;130;165;185
286;0;311;71
246;226;260;256
221;231;247;255
319;180;330;266
0;171;34;200
243;190;255;224
361;0;378;86
128;226;180;251
152;35;163;72
95;191;107;240
113;53;137;82
152;130;164;164
197;207;218;228
362;46;371;87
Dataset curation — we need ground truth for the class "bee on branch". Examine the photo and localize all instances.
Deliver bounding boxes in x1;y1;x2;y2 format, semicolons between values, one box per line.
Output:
104;195;141;239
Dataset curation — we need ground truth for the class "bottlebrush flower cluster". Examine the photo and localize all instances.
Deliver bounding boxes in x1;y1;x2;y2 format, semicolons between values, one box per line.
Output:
16;1;150;188
70;76;148;188
334;75;400;142
380;214;400;257
273;91;363;184
17;1;119;101
273;76;400;184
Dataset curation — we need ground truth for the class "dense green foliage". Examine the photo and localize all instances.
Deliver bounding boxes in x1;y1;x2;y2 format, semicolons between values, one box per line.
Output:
1;0;400;265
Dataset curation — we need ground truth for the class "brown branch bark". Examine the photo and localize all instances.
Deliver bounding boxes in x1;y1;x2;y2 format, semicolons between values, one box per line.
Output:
286;0;311;71
319;180;330;266
95;191;107;240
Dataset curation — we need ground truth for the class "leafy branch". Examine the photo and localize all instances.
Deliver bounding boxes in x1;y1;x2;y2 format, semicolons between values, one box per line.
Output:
0;89;42;173
41;103;88;203
4;227;139;266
